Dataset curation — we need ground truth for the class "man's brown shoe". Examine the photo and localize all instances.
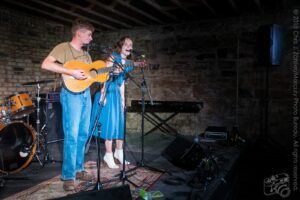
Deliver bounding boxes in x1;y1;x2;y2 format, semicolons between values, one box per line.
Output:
63;180;75;191
76;171;94;181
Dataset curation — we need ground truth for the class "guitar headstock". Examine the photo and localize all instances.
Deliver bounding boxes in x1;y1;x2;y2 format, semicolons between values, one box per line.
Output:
128;59;159;70
134;60;146;68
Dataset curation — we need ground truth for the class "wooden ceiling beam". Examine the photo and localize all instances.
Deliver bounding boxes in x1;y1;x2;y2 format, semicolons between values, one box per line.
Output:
169;0;196;17
30;0;116;30
2;0;74;27
115;0;163;24
228;0;240;14
87;0;146;26
142;0;179;21
201;0;217;16
254;0;264;14
60;0;132;29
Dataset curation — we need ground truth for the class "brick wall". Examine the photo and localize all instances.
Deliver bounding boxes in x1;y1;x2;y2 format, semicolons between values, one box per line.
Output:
0;6;294;145
94;12;293;146
0;7;67;100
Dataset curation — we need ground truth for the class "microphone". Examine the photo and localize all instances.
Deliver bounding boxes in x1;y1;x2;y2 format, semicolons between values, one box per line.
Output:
129;49;145;58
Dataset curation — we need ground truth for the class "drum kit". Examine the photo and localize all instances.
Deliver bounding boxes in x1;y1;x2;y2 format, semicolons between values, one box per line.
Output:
0;80;55;177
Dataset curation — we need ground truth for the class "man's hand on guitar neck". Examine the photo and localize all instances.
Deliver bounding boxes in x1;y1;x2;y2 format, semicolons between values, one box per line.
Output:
71;69;87;80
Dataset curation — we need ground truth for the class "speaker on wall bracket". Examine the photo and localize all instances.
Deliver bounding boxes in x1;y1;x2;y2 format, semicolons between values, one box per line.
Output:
161;135;206;170
257;24;284;66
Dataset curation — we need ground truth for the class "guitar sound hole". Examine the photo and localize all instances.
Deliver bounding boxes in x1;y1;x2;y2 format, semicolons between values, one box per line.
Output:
89;69;97;78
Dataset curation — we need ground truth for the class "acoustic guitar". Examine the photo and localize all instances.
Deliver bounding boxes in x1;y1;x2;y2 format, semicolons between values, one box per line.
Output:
62;60;144;93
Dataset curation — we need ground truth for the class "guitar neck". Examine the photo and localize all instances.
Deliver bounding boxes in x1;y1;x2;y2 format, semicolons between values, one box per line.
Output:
115;61;142;69
97;66;114;73
97;60;142;74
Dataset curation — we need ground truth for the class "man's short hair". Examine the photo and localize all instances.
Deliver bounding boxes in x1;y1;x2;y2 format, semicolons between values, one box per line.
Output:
71;18;94;36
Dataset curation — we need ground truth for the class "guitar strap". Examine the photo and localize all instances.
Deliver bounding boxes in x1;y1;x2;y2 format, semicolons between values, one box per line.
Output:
68;42;91;63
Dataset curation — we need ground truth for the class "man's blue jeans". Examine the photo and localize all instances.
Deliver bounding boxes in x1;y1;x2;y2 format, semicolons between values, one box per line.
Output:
60;87;91;180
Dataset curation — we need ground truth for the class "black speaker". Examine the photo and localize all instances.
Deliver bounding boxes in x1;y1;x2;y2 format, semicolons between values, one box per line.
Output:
51;184;132;200
30;98;64;162
161;135;205;170
257;24;284;66
44;101;64;161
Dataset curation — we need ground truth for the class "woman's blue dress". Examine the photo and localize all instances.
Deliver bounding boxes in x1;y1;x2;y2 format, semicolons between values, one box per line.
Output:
89;53;133;140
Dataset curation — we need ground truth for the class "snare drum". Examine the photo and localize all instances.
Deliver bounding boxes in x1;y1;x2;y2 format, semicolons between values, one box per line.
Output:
8;92;35;119
0;121;37;174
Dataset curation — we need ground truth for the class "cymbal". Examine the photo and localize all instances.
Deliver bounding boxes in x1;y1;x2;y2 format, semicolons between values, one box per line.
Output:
22;80;55;85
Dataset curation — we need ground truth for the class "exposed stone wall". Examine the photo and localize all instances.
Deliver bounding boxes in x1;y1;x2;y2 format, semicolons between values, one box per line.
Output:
0;6;295;145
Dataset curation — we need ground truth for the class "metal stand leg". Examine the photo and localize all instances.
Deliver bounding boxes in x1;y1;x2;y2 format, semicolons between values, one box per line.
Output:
32;84;47;167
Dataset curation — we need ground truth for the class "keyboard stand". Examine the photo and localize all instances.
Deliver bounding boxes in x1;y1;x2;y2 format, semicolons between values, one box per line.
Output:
127;100;203;136
144;112;180;136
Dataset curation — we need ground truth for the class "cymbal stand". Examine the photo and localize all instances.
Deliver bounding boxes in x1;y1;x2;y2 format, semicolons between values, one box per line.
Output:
34;83;44;166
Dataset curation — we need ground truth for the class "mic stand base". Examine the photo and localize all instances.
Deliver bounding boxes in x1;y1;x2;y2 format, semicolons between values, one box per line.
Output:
118;169;139;187
126;160;165;175
93;181;103;191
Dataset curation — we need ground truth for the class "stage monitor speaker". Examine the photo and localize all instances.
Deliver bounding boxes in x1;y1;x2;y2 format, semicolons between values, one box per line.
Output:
257;24;284;66
161;135;205;170
52;184;132;200
30;100;64;162
45;101;64;162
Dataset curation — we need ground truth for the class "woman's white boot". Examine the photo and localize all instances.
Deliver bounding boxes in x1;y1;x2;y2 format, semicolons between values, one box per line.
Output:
114;149;130;165
103;152;119;169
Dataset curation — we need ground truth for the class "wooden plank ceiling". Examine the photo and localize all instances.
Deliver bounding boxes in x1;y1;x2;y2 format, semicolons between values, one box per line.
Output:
0;0;287;31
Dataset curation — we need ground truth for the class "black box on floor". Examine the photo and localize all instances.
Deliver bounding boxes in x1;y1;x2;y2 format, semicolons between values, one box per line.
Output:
161;135;205;170
51;184;132;200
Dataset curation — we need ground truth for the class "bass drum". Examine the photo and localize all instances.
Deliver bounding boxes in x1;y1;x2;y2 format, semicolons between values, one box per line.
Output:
0;122;36;174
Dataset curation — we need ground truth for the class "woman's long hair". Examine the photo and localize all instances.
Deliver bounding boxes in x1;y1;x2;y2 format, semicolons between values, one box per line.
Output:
113;36;131;53
112;36;133;60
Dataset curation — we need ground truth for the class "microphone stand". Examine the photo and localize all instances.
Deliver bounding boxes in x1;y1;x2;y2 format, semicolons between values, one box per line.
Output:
113;60;139;187
85;56;138;188
92;91;106;190
126;68;165;174
83;81;110;191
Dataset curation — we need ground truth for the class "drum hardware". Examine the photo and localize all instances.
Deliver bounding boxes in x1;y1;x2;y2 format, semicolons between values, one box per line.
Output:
31;89;59;165
0;104;11;125
8;92;35;120
0;82;56;173
31;82;45;166
18;80;55;166
0;121;37;174
0;80;58;173
22;79;55;86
